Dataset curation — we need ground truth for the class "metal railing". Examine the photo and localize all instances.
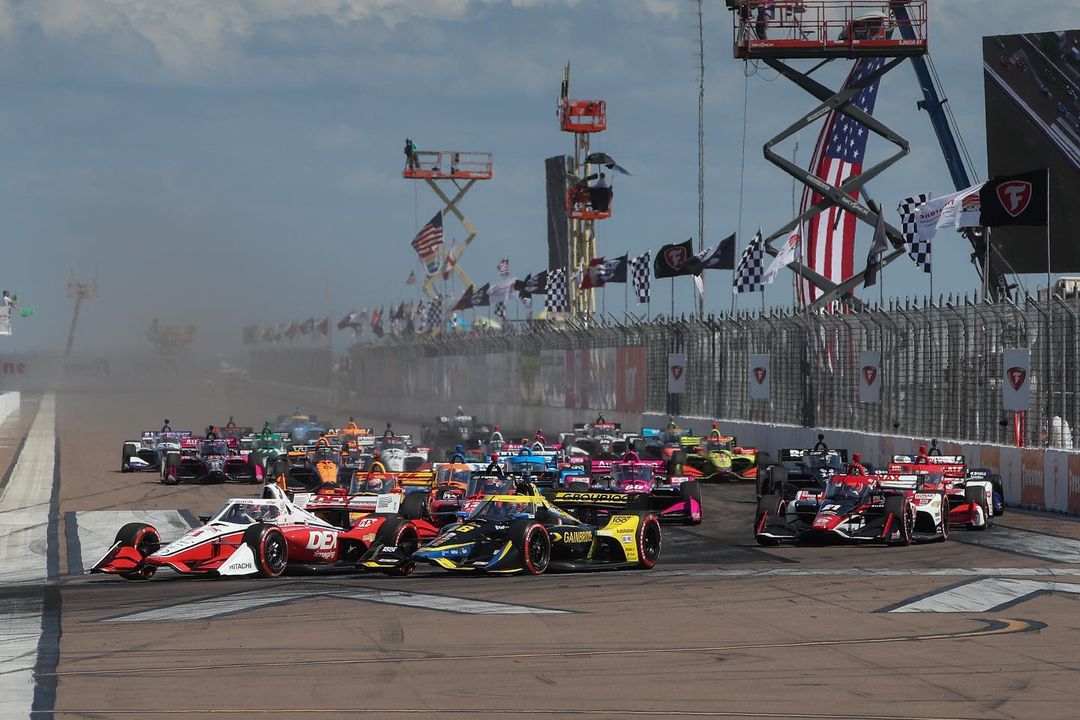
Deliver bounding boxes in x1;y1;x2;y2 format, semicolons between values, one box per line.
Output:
251;295;1080;448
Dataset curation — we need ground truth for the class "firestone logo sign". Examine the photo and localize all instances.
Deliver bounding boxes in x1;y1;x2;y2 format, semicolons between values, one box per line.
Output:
670;365;684;381
664;246;687;269
752;367;767;385
1008;366;1027;391
862;366;877;385
996;181;1032;217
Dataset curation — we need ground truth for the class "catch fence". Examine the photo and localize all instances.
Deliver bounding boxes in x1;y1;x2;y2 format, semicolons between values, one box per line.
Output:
257;296;1080;448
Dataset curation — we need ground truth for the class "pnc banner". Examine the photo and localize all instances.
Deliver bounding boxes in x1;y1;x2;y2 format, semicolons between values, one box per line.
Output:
1002;348;1030;411
749;354;770;400
667;353;687;395
858;350;881;403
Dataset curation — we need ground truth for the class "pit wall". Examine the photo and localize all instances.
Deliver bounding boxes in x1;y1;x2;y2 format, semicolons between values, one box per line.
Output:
0;392;19;426
253;381;1080;516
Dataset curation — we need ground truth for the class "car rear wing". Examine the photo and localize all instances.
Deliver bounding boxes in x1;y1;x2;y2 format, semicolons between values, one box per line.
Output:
877;474;922;491
572;422;622;432
891;454;966;465
141;430;192;440
303;491;402;514
397;471;434;490
545;489;641;510
780;448;849;463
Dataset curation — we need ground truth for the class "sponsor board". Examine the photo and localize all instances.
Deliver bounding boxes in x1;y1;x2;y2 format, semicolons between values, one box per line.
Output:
858;350;881;403
749;354;769;401
1002;348;1030;411
1021;449;1045;507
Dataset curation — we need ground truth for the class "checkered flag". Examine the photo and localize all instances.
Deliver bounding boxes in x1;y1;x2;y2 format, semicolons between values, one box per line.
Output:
630;251;651;303
732;230;765;294
494;300;507;322
897;193;932;273
425;295;443;331
544;268;568;314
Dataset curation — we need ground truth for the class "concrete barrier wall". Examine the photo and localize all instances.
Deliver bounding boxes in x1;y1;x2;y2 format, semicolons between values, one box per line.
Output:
0;391;20;426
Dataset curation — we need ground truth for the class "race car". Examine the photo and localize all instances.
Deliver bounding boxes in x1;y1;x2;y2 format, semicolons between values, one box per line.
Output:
409;491;662;575
758;442;848;500
302;461;433;528
161;436;256;485
273;410;328;444
886;445;1002;527
120;430;191;473
247;431;292;480
424;461;520;525
280;439;352;491
683;424;760;482
570;421;634;459
421;411;493;450
754;463;949;546
566;458;702;525
90;484;424;579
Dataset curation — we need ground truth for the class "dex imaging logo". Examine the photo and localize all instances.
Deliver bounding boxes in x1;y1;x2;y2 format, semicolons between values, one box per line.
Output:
996;181;1032;217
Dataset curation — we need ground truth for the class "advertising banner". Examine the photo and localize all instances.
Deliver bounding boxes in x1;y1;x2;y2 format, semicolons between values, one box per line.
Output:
1002;348;1030;411
749;354;770;400
616;346;646;413
667;353;687;395
858;350;881;403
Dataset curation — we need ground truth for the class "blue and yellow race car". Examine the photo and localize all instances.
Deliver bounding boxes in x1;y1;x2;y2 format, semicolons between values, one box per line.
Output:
409;491;662;575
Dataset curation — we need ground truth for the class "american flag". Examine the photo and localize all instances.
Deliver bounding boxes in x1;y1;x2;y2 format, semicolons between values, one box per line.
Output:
797;57;886;305
411;212;444;276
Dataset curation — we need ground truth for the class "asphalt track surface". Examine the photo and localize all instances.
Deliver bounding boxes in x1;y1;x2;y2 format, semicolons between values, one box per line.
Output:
3;385;1080;719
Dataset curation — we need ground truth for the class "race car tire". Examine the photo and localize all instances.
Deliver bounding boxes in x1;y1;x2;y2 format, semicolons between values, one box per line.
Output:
569;481;591;492
988;474;1005;516
757;464;786;499
679;480;702;525
965;485;992;530
635;513;662;568
161;453;180;485
400;492;428;521
114;522;161;580
936;492;950;542
244;524;288;577
375;518;419;577
511;521;550;575
884;496;912;546
754;495;782;546
121;445;134;473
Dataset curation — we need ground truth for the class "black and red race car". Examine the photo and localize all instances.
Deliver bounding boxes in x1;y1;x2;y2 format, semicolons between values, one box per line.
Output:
754;458;949;546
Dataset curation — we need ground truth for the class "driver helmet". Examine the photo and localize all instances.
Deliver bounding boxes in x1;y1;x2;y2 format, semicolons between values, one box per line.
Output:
456;406;465;416
481;476;505;495
364;475;389;493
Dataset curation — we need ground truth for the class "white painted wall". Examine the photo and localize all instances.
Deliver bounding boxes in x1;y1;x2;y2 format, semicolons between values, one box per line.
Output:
0;391;19;426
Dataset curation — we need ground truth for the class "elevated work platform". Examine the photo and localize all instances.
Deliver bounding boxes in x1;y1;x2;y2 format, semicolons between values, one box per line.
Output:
403;151;493;181
731;0;927;60
560;99;607;133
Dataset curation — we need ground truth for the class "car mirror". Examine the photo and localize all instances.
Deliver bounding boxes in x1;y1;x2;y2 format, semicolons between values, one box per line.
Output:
512;512;531;520
197;514;211;524
454;510;469;520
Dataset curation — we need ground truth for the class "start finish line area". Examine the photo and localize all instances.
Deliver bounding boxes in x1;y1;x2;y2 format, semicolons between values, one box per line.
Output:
0;388;1079;719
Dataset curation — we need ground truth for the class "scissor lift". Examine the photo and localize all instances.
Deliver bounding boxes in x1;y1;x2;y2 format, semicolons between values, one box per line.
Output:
403;150;493;300
559;66;612;318
729;0;929;308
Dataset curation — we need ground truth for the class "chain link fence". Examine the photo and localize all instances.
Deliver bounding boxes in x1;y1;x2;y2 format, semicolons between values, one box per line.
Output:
252;296;1080;448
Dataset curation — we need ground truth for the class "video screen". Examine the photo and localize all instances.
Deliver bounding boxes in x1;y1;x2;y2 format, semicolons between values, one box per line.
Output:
983;30;1080;273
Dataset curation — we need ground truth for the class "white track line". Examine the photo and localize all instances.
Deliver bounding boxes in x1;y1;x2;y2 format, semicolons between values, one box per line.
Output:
0;394;55;719
889;577;1080;613
105;584;569;622
950;526;1080;564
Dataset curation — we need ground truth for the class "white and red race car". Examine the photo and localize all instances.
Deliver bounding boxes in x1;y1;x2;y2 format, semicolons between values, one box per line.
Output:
90;485;421;579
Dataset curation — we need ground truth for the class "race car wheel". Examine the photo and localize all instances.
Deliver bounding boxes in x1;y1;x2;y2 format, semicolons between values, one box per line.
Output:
884;496;912;546
754;495;782;546
757;464;786;499
679;480;702;525
965;485;992;530
121;445;134;473
635;514;662;569
161;453;180;486
989;475;1005;516
114;522;160;581
400;492;428;521
568;480;591;492
937;492;950;542
512;522;550;575
244;524;288;577
375;519;419;577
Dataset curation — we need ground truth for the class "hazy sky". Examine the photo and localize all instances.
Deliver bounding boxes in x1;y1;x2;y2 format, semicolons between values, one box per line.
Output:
0;0;1076;354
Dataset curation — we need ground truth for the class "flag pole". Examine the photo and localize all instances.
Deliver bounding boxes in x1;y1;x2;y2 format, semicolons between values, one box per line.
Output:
670;278;675;319
1046;168;1052;302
